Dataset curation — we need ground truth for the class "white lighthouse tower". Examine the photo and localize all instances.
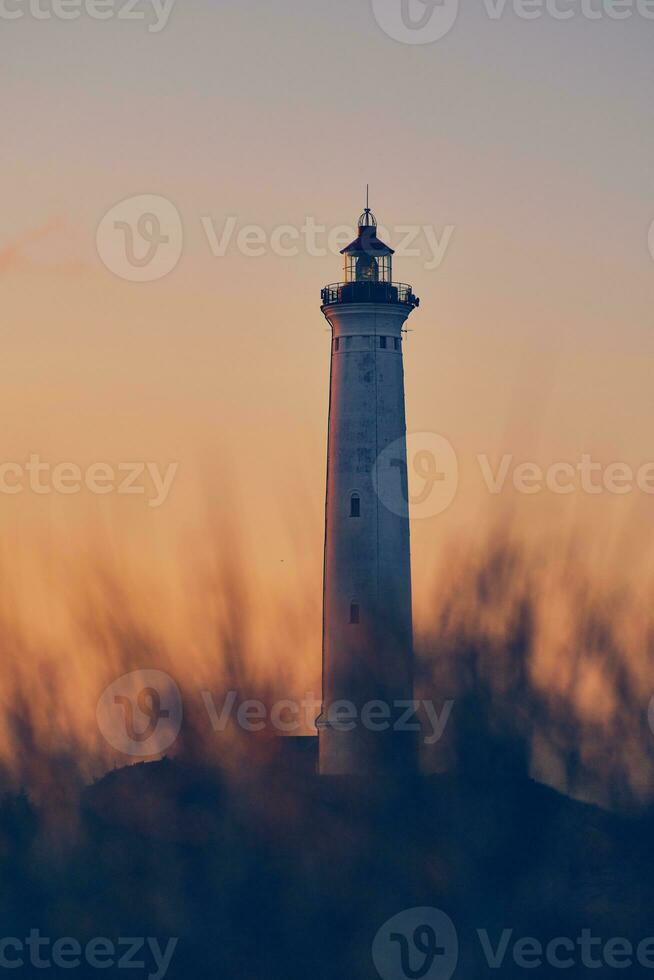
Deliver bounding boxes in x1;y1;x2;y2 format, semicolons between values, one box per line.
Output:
317;198;420;776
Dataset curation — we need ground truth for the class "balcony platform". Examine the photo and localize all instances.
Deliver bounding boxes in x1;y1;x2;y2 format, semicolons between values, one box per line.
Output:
321;281;419;309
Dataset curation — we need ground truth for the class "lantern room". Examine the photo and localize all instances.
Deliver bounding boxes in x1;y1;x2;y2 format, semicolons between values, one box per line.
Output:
341;207;394;284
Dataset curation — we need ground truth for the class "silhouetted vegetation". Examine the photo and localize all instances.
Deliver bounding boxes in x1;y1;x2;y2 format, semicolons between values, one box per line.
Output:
0;531;652;977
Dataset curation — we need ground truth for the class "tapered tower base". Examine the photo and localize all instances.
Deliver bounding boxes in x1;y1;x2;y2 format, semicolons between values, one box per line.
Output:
317;721;418;777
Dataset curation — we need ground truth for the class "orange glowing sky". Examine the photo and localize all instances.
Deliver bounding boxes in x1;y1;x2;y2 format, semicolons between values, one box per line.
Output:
2;0;654;756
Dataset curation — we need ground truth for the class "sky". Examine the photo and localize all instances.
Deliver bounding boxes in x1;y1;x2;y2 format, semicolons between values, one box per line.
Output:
2;0;654;738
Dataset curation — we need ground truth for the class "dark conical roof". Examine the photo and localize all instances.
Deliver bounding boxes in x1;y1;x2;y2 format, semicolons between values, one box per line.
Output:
340;210;394;257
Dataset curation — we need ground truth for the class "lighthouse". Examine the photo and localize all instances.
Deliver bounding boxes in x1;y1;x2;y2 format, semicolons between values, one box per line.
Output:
317;198;420;776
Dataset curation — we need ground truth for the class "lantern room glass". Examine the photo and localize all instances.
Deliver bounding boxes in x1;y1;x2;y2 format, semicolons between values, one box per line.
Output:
344;252;392;284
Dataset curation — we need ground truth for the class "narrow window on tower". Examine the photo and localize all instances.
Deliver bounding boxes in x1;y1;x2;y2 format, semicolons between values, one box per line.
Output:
334;337;339;352
350;492;360;517
379;336;387;349
349;601;360;625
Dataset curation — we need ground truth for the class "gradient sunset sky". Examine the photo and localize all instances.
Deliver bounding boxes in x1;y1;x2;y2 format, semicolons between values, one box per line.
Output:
3;0;654;636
